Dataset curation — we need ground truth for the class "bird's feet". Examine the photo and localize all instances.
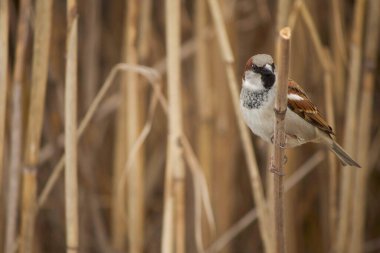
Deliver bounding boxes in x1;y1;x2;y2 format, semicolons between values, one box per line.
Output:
270;135;289;149
269;156;287;176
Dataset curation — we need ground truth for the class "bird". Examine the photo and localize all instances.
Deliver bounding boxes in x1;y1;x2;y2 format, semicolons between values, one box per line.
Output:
239;53;360;168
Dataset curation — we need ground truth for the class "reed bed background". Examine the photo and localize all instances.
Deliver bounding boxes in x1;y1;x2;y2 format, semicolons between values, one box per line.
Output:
1;0;380;252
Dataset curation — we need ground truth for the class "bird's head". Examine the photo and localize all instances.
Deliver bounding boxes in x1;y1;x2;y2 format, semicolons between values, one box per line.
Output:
243;54;276;90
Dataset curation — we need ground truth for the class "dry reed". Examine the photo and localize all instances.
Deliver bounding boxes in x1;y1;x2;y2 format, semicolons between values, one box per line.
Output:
64;0;79;251
272;27;291;253
20;1;52;252
162;0;186;252
123;1;145;252
195;0;212;202
336;0;366;252
4;0;31;252
274;3;292;251
195;0;214;248
291;2;339;249
330;0;347;114
82;0;100;109
349;1;380;252
112;8;129;251
0;0;9;247
1;1;379;252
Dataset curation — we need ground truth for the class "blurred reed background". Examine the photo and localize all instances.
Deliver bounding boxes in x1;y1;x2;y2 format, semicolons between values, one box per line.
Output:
0;0;380;253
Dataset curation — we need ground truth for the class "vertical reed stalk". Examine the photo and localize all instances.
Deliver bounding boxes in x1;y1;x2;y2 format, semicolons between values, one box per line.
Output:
4;0;30;252
137;0;152;62
195;0;212;197
195;0;213;247
65;0;79;252
0;0;9;247
323;68;338;252
275;3;292;251
82;0;99;109
336;0;366;252
349;1;379;252
207;0;272;252
276;0;291;31
124;0;144;252
111;102;127;248
162;0;185;253
20;1;52;252
295;5;339;249
112;15;128;253
272;27;291;253
330;0;347;114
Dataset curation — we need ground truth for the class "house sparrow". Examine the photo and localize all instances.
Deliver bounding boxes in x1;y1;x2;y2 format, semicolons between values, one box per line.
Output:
240;54;360;168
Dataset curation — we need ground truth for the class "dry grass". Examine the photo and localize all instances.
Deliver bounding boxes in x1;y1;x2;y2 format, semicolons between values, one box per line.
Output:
64;0;79;250
1;1;380;253
272;27;291;253
5;0;31;252
0;0;9;247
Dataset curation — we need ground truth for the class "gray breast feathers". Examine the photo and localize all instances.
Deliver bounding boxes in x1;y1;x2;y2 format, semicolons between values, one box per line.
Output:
240;87;269;109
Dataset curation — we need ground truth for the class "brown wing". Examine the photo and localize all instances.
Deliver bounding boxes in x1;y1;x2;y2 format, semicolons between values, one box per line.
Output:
287;80;335;137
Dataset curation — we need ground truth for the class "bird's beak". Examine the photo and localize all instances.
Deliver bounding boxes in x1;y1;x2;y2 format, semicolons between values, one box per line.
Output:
264;64;273;73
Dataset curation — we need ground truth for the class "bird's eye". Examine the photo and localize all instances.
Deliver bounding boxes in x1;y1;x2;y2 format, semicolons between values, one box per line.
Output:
252;64;259;72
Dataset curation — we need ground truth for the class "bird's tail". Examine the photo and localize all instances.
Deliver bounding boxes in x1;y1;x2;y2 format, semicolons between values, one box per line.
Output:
319;133;361;168
330;142;361;168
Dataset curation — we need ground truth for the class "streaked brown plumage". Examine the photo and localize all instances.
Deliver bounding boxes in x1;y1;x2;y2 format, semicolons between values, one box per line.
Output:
287;80;334;138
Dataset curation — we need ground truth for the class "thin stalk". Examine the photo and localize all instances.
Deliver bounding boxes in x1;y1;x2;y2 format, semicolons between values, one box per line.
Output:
0;0;9;248
336;0;366;252
272;27;291;253
65;0;79;251
331;0;347;64
162;0;185;252
207;0;272;252
195;0;212;199
275;2;292;251
111;99;127;249
293;5;338;248
123;0;144;252
82;0;99;109
20;1;52;252
330;0;347;114
137;0;152;62
276;0;291;31
323;68;338;252
112;15;128;253
195;0;214;248
4;0;30;252
349;0;380;252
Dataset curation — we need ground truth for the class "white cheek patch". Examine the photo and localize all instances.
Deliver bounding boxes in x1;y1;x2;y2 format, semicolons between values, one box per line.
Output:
243;72;264;91
288;93;304;101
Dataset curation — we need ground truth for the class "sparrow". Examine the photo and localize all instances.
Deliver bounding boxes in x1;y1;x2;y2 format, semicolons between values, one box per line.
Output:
240;54;360;167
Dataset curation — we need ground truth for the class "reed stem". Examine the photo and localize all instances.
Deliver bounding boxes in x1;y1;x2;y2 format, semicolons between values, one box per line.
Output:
124;0;145;252
5;0;30;252
0;0;9;247
162;0;186;252
64;0;79;252
272;27;291;253
20;0;52;252
336;0;366;251
349;0;379;251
